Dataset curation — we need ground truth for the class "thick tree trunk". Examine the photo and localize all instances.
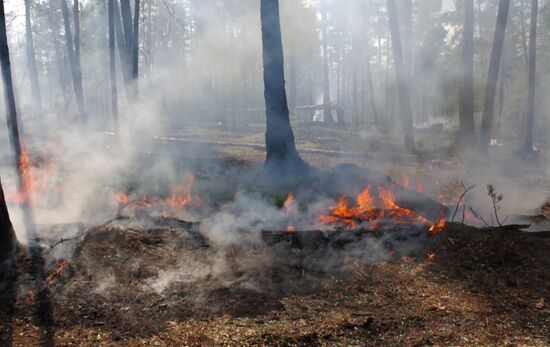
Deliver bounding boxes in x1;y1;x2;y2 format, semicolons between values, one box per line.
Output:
0;0;35;238
480;0;511;150
0;178;15;260
60;0;87;123
524;0;538;151
24;0;42;116
260;0;305;169
320;0;333;124
108;0;119;132
387;0;415;152
459;0;475;141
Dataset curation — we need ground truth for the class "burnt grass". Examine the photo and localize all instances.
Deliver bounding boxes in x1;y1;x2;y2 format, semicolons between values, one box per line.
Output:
0;217;548;346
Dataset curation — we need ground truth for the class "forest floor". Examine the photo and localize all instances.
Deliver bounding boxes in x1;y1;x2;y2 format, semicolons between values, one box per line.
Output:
1;123;549;346
1;219;549;346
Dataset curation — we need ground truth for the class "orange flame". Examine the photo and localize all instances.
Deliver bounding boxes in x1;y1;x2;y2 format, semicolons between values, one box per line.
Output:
46;259;69;287
6;143;55;205
320;185;445;231
115;173;200;216
283;193;296;215
428;214;446;234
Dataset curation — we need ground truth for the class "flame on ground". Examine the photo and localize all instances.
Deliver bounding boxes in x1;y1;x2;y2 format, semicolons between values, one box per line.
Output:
283;193;296;215
6;142;56;205
46;259;69;287
114;173;201;216
320;185;446;232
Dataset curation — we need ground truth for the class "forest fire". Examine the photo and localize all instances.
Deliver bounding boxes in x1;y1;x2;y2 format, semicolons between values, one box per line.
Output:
115;173;201;216
6;144;55;206
320;185;446;231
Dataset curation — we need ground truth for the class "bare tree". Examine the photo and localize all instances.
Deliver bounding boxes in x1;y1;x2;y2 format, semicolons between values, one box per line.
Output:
113;0;131;88
524;0;538;151
60;0;87;123
480;0;511;149
261;0;306;170
24;0;42;116
120;0;134;81
73;0;81;64
387;0;415;152
320;0;334;124
133;0;140;81
459;0;475;141
109;0;119;132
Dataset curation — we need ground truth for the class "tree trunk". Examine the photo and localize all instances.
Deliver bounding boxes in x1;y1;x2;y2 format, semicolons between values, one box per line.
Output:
387;0;415;152
459;0;475;140
261;0;305;170
113;0;131;90
524;0;538;151
23;0;42;116
73;0;80;64
0;178;15;260
288;55;298;117
120;0;134;79
60;0;87;123
108;0;119;132
480;0;511;150
401;0;413;83
0;0;35;238
132;0;140;82
362;11;379;125
320;0;333;124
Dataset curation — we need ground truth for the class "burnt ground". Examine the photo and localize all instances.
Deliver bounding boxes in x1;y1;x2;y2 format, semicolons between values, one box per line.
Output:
0;126;549;346
0;217;548;346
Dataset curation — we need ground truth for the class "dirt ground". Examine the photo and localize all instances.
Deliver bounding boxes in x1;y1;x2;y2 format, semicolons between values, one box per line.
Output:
1;126;549;346
0;216;548;346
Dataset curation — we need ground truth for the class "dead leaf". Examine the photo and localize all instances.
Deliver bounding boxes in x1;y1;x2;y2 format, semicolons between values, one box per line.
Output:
535;298;545;310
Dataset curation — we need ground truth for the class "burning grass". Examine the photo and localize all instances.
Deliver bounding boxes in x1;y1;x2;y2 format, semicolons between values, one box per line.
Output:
319;185;446;232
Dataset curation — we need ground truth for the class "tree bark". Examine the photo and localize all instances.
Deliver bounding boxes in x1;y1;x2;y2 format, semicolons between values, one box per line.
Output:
480;0;511;150
387;0;415;152
288;55;298;117
24;0;42;116
120;0;134;79
60;0;87;123
132;0;140;82
524;0;538;151
0;178;15;260
362;8;378;124
113;0;131;89
261;0;305;170
320;0;333;124
108;0;119;132
73;0;80;64
400;0;413;83
459;0;475;140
